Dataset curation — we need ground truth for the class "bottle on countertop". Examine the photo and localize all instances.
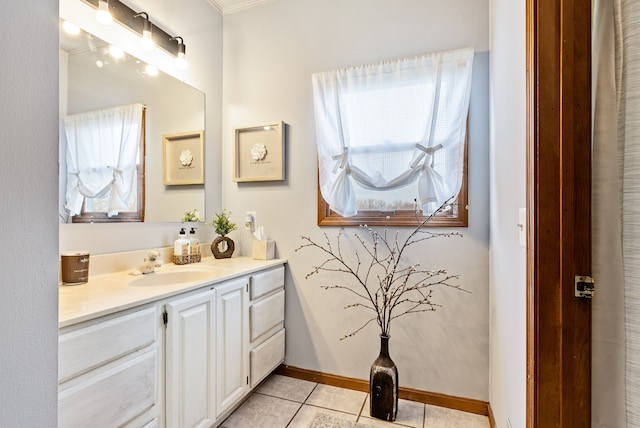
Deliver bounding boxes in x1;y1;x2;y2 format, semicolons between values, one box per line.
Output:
188;227;200;262
174;228;190;262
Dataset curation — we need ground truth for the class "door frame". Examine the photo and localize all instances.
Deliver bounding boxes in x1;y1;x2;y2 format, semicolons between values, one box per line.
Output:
526;0;592;426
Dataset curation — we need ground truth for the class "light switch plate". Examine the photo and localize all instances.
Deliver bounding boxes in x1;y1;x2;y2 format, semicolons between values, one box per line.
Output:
245;211;256;231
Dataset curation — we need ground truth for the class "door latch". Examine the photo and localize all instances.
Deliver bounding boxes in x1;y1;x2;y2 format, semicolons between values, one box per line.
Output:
575;276;595;299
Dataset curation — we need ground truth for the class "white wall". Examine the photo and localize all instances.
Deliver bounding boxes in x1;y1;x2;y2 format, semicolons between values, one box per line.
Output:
0;1;59;425
223;0;491;400
489;0;527;426
59;0;223;255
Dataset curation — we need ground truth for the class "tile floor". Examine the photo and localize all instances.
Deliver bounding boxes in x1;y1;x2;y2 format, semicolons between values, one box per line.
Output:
220;375;490;428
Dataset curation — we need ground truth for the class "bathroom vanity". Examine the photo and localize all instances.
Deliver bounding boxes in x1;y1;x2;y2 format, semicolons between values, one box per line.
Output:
58;257;286;428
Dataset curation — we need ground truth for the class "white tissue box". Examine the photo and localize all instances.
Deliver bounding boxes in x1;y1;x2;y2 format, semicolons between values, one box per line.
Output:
252;240;275;260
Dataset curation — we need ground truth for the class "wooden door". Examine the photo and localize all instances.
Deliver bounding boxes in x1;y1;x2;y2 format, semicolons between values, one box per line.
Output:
165;289;216;428
526;0;592;426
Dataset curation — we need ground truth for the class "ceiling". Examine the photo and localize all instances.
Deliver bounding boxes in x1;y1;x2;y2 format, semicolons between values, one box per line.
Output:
207;0;276;14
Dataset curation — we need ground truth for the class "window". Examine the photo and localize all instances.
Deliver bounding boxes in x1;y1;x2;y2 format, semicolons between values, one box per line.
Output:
312;48;474;227
63;103;146;223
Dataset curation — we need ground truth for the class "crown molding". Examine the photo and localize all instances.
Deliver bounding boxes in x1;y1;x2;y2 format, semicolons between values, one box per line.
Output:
224;0;276;14
205;0;223;13
204;0;276;15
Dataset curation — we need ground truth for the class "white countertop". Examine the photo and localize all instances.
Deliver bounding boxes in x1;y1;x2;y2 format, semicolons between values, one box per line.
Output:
59;256;286;328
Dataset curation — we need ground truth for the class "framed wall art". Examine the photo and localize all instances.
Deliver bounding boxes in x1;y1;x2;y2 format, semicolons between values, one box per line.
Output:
163;130;204;185
233;121;285;182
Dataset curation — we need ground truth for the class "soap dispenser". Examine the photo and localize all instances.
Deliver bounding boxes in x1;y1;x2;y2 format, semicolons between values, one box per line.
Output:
188;227;201;263
173;228;190;265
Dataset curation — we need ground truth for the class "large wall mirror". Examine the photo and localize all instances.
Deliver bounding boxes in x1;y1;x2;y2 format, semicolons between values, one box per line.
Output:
59;20;205;223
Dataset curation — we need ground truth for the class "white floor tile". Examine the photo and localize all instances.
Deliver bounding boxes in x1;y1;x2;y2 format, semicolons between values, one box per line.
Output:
305;384;368;415
423;405;489;428
257;374;317;403
220;393;301;428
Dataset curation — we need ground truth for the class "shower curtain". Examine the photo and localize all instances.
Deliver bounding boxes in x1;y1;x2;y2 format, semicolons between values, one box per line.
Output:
593;0;640;426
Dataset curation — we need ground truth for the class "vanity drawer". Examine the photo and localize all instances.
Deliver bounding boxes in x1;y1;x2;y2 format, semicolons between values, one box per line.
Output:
250;290;284;342
59;349;157;428
250;328;285;388
250;266;284;300
140;418;159;428
59;307;157;382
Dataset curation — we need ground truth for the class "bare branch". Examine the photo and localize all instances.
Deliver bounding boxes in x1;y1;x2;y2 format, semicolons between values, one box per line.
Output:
321;284;372;302
340;317;379;340
297;197;469;340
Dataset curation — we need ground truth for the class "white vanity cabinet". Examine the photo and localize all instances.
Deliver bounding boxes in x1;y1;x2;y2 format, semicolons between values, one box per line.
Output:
165;288;217;428
58;306;161;428
165;267;286;424
58;260;286;428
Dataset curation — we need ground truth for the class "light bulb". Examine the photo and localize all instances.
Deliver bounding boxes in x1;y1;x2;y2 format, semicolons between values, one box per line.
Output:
96;0;112;24
109;45;124;59
176;53;188;70
134;12;155;50
141;29;154;50
145;64;158;76
176;43;188;69
62;21;80;35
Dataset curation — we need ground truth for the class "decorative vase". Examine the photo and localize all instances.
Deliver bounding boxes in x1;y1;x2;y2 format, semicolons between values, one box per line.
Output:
369;334;398;421
212;236;234;259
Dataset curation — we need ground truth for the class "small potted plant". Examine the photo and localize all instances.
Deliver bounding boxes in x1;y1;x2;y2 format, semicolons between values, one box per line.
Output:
208;209;237;259
181;208;203;223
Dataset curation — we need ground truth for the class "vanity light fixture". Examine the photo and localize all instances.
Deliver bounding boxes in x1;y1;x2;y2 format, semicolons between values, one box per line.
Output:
170;36;188;70
96;0;113;24
86;0;188;65
134;12;154;50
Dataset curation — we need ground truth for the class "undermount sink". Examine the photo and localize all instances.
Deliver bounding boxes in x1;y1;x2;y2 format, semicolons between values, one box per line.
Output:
129;270;213;287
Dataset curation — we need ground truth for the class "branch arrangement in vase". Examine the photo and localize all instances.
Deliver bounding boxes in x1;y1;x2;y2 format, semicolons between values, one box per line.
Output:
296;200;469;340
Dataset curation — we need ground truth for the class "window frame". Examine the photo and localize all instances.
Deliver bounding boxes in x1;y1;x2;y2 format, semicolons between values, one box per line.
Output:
71;109;146;223
317;129;468;228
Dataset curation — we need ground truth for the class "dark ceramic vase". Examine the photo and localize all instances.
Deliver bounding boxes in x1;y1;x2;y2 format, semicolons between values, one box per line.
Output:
370;334;398;421
211;236;234;259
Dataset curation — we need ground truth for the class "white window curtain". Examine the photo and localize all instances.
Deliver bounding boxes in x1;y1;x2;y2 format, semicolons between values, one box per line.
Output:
312;47;474;217
63;103;144;217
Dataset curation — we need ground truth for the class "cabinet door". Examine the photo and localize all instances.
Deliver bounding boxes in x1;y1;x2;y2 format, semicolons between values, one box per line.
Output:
216;277;249;417
165;289;216;428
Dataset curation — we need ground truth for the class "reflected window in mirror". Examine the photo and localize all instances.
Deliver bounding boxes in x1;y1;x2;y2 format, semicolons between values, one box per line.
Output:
59;22;206;223
63;104;146;223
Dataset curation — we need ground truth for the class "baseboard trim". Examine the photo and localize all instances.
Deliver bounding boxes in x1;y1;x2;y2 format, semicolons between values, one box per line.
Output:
275;364;489;417
488;403;496;427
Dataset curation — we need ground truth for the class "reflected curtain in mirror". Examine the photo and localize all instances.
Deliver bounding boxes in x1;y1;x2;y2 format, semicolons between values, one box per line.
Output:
63;103;145;222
